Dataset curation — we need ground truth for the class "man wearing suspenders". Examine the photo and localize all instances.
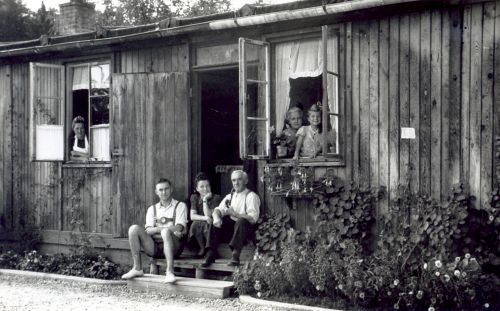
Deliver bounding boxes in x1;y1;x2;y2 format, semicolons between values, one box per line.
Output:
122;178;188;283
202;170;260;267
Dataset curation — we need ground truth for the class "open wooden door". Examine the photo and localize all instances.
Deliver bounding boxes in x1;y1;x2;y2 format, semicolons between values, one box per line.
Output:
111;72;189;236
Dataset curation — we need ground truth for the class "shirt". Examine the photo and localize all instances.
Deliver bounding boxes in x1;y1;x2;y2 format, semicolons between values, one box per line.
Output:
145;199;188;229
296;125;323;158
214;189;260;224
190;193;221;217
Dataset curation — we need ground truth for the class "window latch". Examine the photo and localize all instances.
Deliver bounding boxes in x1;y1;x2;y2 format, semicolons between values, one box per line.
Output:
111;150;124;157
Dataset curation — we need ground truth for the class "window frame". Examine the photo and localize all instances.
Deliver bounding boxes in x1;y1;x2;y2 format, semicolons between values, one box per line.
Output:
29;62;66;162
238;37;271;160
264;25;345;166
65;60;111;164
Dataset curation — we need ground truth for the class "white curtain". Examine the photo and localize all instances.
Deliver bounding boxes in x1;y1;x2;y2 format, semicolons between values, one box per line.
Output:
275;38;323;135
91;124;110;161
72;66;88;90
91;65;110;89
275;42;293;136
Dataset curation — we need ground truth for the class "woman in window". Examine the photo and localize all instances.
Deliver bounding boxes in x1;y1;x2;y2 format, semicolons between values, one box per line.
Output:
68;116;89;161
188;172;222;257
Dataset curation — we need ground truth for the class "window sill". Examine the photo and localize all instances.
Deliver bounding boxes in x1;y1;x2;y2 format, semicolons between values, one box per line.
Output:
62;162;112;169
265;157;345;167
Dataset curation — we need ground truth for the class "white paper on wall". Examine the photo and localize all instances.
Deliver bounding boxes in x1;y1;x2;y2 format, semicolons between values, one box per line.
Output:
401;127;416;139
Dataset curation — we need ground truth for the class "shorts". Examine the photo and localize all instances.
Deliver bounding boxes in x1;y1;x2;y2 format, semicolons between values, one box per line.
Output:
152;234;185;259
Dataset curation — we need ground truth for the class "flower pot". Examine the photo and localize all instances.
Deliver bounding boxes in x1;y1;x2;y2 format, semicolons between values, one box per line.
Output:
276;145;287;158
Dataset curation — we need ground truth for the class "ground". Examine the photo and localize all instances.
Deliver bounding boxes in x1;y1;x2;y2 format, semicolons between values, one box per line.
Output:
0;275;285;311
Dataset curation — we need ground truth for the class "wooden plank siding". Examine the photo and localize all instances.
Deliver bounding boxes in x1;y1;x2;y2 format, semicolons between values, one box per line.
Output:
0;2;498;242
0;65;12;231
112;63;190;235
277;2;498;231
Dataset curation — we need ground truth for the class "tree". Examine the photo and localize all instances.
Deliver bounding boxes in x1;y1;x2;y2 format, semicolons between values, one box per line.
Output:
0;0;31;41
181;0;231;17
98;0;234;27
28;2;56;37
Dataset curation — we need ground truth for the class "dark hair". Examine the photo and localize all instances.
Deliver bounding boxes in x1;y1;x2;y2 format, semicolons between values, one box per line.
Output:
156;178;172;187
194;172;210;187
72;116;85;129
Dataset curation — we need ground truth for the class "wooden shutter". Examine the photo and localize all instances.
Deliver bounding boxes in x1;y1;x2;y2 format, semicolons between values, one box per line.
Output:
239;38;271;159
29;63;65;161
111;72;189;236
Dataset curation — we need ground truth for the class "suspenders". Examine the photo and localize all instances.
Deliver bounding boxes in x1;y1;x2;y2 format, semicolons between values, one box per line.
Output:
153;201;181;226
228;190;251;214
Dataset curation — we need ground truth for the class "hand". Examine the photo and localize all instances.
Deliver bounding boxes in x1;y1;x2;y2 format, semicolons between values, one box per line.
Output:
145;227;157;235
213;216;222;228
227;208;238;218
202;192;212;201
206;216;213;225
173;230;183;238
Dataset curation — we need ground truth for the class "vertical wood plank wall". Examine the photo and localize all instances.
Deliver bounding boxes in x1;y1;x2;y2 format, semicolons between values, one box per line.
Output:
0;65;12;230
1;2;498;237
269;1;499;231
113;44;190;235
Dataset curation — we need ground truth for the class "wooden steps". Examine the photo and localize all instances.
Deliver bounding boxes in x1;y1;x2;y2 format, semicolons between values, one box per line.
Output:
149;244;255;279
151;258;241;279
127;274;234;298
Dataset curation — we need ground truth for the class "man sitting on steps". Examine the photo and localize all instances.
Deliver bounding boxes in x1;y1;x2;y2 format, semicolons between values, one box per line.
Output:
202;170;260;267
121;178;188;283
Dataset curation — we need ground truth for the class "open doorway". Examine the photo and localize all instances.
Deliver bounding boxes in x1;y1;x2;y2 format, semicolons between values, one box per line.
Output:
199;69;241;194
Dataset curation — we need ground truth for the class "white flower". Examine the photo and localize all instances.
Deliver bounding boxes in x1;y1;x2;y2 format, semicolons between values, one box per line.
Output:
393;279;399;286
465;253;471;259
316;285;323;291
257;292;262;298
434;260;442;268
485;303;490;308
338;284;343;290
435;271;440;277
444;274;450;282
428;307;435;311
416;290;423;299
454;270;461;277
423;263;428;269
455;257;461;262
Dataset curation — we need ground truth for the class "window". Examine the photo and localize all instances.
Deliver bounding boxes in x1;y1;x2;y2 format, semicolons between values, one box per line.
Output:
68;62;110;162
239;37;271;159
239;25;341;162
30;63;65;161
29;60;111;162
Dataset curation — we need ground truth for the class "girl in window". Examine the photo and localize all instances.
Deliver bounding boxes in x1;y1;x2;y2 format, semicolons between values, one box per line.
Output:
293;103;323;159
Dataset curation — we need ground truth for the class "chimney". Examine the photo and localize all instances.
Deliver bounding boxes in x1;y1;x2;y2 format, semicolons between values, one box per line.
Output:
57;0;96;35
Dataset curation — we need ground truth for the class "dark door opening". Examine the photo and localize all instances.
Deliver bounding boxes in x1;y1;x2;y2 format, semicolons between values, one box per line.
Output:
200;69;241;195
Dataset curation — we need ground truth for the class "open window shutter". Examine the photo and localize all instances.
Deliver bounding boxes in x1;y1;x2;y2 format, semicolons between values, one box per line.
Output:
30;63;65;161
239;38;271;159
322;25;340;156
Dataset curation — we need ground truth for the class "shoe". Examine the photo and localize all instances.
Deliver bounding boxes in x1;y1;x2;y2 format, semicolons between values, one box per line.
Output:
164;271;177;283
227;249;240;266
201;250;215;267
196;248;206;258
121;269;144;280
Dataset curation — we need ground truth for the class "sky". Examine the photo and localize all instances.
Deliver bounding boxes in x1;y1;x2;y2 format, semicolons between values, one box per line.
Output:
22;0;291;12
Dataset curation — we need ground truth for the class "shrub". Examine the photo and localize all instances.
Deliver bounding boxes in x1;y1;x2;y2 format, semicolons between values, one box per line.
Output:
0;249;123;280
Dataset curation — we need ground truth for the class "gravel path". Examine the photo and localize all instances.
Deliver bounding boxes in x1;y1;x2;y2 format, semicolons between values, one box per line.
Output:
0;275;286;311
